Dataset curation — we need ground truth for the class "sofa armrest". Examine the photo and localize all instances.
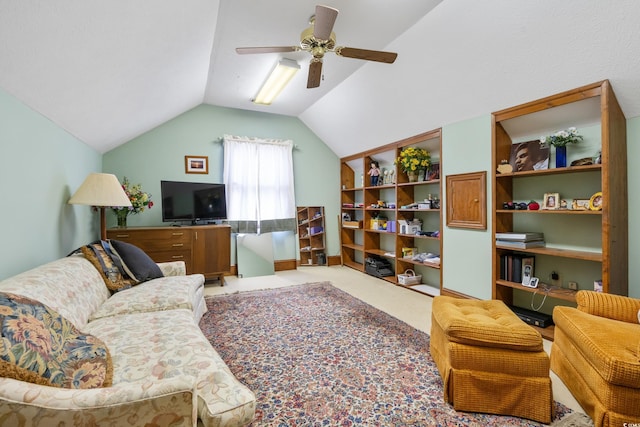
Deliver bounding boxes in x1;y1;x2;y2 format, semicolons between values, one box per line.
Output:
0;377;196;426
576;290;640;324
158;260;186;276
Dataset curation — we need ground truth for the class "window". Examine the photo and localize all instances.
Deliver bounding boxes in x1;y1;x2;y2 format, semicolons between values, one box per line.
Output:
223;135;296;234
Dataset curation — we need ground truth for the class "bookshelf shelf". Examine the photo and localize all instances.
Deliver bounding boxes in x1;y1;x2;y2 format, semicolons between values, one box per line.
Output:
495;246;602;262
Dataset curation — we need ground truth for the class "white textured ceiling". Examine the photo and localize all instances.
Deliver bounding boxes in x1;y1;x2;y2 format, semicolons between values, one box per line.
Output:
1;0;640;158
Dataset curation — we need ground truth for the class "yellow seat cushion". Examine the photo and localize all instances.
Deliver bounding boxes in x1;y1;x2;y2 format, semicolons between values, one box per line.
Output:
554;306;640;388
432;296;542;352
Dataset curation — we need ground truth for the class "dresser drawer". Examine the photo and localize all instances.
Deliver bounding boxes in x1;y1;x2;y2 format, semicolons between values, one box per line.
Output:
108;229;192;252
146;250;193;273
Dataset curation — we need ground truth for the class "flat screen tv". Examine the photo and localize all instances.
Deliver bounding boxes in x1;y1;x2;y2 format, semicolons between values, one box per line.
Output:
160;180;227;224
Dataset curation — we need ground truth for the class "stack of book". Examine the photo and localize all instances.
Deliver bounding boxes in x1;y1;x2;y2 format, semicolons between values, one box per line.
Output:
495;232;545;249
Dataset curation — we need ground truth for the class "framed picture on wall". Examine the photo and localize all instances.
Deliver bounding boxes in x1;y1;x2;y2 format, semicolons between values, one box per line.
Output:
185;155;209;174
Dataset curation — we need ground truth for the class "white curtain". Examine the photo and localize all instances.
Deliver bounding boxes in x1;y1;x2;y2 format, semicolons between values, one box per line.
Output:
223;134;296;234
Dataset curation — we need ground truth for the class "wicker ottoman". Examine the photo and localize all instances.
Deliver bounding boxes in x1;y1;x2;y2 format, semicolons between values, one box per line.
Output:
430;296;553;424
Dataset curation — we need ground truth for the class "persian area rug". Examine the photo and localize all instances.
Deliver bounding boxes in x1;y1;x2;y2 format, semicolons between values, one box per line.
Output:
199;282;574;426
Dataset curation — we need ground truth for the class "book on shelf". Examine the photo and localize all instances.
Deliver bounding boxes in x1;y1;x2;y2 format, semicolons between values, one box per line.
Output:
500;254;535;283
495;232;544;241
496;239;545;249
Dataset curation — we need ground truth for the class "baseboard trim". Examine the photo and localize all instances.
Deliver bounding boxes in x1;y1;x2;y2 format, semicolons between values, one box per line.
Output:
230;256;341;274
327;255;341;266
275;259;297;271
441;288;477;299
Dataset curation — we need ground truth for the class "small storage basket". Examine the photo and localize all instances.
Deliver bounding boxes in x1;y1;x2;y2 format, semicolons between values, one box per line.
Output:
398;269;422;285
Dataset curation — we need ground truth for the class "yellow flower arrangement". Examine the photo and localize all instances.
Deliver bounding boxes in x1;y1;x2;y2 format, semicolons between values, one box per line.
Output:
395;147;431;173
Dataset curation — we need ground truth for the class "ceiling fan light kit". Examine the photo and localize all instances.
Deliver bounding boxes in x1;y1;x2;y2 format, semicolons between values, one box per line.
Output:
253;58;301;105
237;4;397;90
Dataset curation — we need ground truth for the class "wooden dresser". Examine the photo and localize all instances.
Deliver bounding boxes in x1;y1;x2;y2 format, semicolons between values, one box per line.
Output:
107;225;231;283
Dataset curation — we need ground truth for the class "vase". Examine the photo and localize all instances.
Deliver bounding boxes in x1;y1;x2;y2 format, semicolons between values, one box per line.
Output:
555;145;567;168
418;170;426;181
116;210;128;227
407;171;418;182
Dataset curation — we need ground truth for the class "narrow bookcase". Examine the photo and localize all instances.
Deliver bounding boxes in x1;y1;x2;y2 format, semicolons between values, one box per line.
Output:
340;128;443;296
491;80;628;340
297;206;326;266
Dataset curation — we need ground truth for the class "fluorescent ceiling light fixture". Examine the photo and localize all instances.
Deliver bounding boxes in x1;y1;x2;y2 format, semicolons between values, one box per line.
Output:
253;59;300;105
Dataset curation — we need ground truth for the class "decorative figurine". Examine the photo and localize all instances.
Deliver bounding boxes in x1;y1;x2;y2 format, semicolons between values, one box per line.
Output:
368;160;381;186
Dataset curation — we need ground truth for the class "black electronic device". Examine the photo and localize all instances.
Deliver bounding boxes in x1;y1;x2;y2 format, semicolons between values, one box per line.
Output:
365;256;394;278
509;305;554;328
160;180;227;224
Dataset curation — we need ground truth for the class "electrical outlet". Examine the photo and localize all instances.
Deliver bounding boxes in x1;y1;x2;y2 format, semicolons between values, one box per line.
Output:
568;281;578;290
550;271;560;287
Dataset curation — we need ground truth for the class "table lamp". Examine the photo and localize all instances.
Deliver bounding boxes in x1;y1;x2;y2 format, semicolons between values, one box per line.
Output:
69;173;132;240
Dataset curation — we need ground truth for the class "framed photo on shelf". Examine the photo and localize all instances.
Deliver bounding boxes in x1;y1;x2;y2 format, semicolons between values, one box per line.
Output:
589;191;603;211
185;155;209;174
427;162;440;180
509;140;549;172
572;199;590;210
542;192;559;210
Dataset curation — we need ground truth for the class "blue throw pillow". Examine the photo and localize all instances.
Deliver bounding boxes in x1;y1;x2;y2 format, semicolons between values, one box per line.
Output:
108;240;164;283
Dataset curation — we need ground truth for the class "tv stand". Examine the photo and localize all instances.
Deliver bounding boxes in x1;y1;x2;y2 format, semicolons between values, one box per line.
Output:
107;225;231;284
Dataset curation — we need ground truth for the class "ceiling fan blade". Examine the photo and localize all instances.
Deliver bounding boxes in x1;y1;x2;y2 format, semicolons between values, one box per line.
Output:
307;59;323;88
236;46;299;54
313;5;339;40
335;47;398;64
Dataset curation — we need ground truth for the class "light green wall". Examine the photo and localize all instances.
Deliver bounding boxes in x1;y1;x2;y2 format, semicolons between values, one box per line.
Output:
102;104;340;264
441;115;493;299
0;88;102;280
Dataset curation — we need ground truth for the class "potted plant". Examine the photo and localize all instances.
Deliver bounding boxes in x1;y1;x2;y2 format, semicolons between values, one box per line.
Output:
539;127;583;168
112;177;153;227
395;147;431;182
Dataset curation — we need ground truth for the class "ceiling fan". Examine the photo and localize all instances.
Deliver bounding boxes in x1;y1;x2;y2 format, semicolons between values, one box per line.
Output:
235;4;398;89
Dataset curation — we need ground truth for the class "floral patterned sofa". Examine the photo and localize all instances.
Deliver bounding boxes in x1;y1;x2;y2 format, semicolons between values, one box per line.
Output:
0;253;256;426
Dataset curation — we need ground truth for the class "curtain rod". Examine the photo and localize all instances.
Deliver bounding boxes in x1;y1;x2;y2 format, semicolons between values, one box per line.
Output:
215;136;299;149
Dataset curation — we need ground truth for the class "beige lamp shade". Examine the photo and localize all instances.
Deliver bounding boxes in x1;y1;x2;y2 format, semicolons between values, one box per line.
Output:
69;173;132;240
68;173;132;207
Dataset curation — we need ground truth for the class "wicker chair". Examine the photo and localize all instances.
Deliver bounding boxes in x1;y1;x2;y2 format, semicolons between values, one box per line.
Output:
551;290;640;427
430;296;553;424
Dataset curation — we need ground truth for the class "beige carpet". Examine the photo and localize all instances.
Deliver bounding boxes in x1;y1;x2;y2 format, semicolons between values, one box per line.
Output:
204;265;588;423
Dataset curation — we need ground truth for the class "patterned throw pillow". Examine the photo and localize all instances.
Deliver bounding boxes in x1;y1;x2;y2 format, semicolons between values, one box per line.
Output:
81;241;137;292
0;292;113;388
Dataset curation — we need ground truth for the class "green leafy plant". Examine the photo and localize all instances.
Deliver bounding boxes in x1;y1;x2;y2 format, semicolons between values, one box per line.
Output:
394;147;431;173
539;127;583;147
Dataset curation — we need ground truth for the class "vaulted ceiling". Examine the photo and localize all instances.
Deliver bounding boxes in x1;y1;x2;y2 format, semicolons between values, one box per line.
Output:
2;1;640;158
